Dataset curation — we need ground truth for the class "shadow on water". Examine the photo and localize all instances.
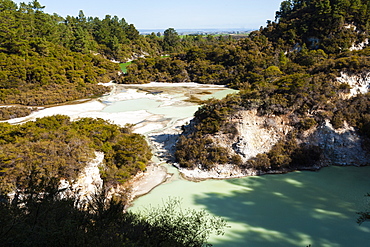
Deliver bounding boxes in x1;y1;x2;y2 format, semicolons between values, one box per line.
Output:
193;166;370;247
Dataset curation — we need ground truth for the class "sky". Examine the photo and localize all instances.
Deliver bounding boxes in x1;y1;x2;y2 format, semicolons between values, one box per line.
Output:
13;0;283;30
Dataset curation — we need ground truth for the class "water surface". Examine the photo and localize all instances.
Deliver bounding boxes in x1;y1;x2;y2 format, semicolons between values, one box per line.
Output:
131;166;370;247
102;98;161;113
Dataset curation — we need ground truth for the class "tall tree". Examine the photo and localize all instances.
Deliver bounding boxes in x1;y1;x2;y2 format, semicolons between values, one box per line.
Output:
163;27;180;53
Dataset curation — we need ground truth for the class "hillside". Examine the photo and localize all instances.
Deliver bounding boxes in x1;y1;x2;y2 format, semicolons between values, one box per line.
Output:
0;0;166;119
173;0;370;174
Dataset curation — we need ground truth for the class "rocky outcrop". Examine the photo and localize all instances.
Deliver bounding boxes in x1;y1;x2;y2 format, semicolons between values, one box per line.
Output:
303;120;370;166
179;109;370;180
350;38;369;51
179;164;255;180
59;152;104;203
208;109;292;163
337;71;370;98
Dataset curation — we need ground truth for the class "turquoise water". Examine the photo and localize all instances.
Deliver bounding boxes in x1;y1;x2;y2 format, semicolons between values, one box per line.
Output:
148;105;199;118
130;166;370;247
105;84;370;246
101;88;238;115
102;98;162;113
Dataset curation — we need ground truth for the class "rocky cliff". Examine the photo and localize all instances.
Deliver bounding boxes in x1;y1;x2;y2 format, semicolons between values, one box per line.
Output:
303;120;369;166
210;110;292;163
216;110;368;163
179;69;370;179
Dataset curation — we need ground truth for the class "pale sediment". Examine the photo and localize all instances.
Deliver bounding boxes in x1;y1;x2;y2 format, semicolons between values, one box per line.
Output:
4;82;239;202
178;164;250;181
126;164;170;201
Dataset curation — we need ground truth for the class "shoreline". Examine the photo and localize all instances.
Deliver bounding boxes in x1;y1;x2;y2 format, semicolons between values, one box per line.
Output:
126;164;171;203
177;162;370;182
4;81;368;206
3;82;234;205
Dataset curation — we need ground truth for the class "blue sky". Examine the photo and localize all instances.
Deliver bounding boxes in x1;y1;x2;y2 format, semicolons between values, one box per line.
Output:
13;0;283;30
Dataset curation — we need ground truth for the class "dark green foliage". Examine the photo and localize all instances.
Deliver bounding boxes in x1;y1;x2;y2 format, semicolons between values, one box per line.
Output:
163;28;181;53
0;1;184;105
297;117;317;130
0;182;226;247
246;137;323;171
334;93;370;149
175;134;231;169
266;0;370;53
247;153;271;171
0;115;152;194
194;98;239;135
0;1;124;105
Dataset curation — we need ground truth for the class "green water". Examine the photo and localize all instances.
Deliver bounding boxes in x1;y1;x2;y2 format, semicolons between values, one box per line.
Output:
101;84;370;246
130;166;370;247
102;98;162;113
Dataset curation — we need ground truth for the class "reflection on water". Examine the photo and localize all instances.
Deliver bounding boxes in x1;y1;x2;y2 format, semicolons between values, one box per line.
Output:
130;166;370;247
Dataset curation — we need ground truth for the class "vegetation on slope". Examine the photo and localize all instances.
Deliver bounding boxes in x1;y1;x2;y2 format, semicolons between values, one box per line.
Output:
0;115;225;247
0;106;38;120
1;0;369;243
0;0;120;106
0;1;240;109
265;0;370;53
0;115;152;194
173;0;370;171
0;1;230;245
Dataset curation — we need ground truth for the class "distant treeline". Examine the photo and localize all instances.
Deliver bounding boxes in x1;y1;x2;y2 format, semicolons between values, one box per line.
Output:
0;0;237;107
124;0;370;85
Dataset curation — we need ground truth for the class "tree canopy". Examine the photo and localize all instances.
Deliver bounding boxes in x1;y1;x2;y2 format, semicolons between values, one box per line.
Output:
0;115;152;194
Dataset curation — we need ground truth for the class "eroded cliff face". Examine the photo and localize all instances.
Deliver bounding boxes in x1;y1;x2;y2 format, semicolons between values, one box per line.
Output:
179;70;370;179
209;109;292;163
205;110;369;170
9;152;105;206
303;120;369;166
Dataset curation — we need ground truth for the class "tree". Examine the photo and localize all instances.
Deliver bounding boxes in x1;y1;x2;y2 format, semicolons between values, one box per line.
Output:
0;0;17;11
0;181;227;247
125;23;139;40
275;0;292;20
163;27;180;53
137;198;227;247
